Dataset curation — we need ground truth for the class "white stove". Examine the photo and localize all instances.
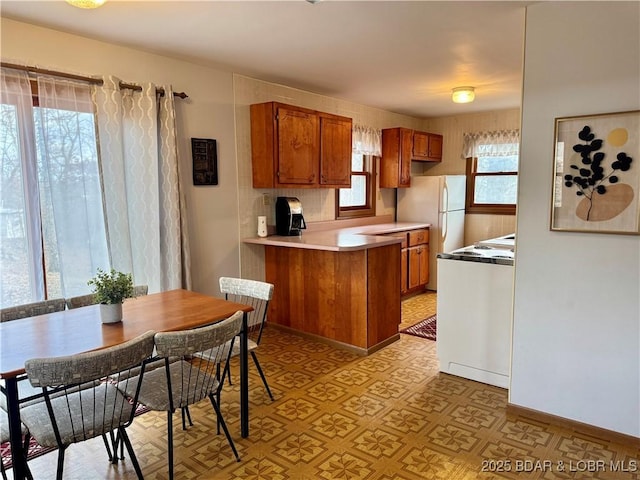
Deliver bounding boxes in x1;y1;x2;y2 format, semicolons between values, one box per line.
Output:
436;233;515;388
476;233;515;250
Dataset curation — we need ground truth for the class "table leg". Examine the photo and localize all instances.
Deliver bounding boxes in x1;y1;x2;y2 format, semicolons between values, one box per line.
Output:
6;377;27;480
240;311;249;438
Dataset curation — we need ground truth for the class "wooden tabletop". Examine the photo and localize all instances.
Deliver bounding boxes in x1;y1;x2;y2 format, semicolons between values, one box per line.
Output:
0;289;253;379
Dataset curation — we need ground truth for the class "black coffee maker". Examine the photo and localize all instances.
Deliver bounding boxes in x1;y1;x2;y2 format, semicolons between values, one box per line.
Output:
275;197;307;236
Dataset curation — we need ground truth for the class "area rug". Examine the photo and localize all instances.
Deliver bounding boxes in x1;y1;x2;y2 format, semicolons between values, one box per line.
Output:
400;314;437;341
1;403;149;470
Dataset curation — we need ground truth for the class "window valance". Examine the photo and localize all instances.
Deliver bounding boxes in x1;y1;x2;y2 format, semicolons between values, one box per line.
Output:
462;129;520;158
352;124;382;156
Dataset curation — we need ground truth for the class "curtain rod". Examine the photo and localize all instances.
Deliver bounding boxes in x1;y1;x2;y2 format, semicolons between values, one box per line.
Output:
1;62;189;99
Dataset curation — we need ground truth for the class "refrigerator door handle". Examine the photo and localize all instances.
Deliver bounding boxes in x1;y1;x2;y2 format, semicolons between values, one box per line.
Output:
442;180;449;213
442;211;448;244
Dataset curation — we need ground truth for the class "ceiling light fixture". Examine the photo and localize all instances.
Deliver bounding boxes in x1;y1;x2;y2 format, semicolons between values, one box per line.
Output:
66;0;107;9
451;86;475;104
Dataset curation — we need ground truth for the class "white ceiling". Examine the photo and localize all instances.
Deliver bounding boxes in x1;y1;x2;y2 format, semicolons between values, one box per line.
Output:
1;0;528;118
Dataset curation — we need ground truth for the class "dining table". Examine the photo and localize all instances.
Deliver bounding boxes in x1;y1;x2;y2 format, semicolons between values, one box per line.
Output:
0;289;254;480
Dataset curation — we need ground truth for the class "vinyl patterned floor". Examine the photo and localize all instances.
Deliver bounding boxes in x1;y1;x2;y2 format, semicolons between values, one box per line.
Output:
11;292;639;479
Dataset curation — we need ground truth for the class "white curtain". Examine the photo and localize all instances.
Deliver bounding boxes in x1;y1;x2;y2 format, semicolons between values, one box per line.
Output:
462;129;520;158
1;69;112;304
0;69;45;301
35;76;110;297
93;76;191;293
352;124;382;156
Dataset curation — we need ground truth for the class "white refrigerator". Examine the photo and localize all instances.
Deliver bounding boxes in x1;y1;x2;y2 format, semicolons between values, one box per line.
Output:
396;175;466;290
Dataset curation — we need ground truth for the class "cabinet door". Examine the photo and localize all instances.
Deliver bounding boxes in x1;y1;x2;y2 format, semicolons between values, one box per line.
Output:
408;245;429;290
401;248;408;294
428;134;443;161
381;127;412;188
412;131;430;159
418;245;429;285
399;128;412;187
319;115;352;187
277;106;319;185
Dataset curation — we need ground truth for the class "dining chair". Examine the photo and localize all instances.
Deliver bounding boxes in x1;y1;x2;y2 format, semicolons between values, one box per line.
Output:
64;293;96;310
1;298;68;413
0;298;66;322
132;285;149;297
66;285;148;311
19;330;156;480
216;277;275;401
120;311;243;480
0;410;33;480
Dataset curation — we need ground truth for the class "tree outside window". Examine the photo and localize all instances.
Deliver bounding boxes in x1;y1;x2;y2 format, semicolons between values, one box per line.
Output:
336;153;376;219
463;130;519;215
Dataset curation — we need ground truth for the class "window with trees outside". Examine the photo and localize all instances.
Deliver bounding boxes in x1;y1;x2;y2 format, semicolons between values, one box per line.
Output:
1;71;108;308
336;125;381;219
336;153;376;219
463;130;520;215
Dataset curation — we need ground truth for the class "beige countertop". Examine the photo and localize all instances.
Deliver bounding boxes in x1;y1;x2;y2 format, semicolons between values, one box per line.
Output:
243;222;430;252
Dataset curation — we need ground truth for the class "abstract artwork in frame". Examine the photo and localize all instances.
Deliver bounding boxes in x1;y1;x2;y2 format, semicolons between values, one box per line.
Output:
551;110;640;234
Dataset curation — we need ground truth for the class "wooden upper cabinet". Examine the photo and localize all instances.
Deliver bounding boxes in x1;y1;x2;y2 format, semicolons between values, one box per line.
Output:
277;106;319;185
250;102;352;188
412;131;430;159
412;131;443;162
380;127;443;187
319;114;352;187
427;133;443;160
380;127;412;188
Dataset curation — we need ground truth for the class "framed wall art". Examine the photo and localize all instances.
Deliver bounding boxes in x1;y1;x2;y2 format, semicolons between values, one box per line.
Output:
551;110;640;234
191;138;218;186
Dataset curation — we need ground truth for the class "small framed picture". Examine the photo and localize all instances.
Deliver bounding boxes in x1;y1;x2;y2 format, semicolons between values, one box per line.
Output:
551;110;640;234
191;138;218;185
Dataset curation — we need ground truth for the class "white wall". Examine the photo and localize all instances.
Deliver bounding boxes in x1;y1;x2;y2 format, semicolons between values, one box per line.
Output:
1;18;240;297
511;2;640;437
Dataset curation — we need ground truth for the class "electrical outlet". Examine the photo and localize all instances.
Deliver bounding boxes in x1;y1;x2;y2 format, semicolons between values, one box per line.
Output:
262;193;270;206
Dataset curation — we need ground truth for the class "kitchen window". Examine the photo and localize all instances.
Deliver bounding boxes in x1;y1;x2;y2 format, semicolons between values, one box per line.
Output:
336;153;376;218
463;130;520;215
336;125;381;219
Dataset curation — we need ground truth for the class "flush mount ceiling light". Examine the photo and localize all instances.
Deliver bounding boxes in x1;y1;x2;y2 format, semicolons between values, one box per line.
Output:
451;86;475;104
66;0;107;8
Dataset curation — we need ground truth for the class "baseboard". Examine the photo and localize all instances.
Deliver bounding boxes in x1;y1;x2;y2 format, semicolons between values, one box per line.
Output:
266;323;399;356
507;403;640;447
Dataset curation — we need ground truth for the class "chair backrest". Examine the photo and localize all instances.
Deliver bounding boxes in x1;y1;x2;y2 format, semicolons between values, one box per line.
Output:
133;285;149;297
0;298;66;322
65;293;97;310
153;311;243;409
23;331;156;447
219;277;273;343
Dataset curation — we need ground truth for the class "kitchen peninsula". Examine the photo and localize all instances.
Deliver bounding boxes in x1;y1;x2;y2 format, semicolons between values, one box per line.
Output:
245;221;430;354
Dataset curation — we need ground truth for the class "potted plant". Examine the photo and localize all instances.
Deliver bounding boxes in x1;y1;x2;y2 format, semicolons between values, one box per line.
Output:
88;268;134;323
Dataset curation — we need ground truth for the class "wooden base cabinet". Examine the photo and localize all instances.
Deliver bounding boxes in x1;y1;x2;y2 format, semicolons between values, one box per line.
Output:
408;245;429;289
384;228;429;296
264;244;401;352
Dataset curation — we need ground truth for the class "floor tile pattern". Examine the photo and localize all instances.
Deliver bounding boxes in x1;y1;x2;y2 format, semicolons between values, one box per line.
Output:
10;292;638;479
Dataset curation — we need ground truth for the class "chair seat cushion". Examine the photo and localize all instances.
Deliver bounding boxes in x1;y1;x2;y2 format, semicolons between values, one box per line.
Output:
119;360;220;411
0;409;28;442
20;383;133;447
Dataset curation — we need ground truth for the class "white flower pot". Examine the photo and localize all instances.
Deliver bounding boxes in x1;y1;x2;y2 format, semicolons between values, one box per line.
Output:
100;303;123;324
